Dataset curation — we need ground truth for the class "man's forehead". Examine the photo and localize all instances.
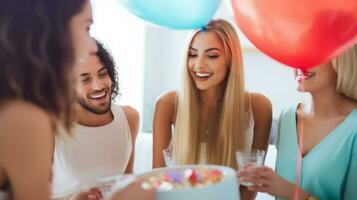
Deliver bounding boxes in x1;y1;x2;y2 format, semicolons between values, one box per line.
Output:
77;55;105;75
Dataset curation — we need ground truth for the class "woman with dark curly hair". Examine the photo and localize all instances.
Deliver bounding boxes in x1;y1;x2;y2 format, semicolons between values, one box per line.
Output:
0;1;154;200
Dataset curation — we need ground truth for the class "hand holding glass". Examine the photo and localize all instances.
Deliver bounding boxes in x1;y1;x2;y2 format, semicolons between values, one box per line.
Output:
236;150;265;186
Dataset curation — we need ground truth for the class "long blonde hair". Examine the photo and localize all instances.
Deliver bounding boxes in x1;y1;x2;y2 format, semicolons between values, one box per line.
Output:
332;43;357;101
173;19;247;169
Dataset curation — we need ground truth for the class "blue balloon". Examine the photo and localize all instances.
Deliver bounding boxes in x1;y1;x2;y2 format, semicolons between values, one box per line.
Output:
120;0;221;29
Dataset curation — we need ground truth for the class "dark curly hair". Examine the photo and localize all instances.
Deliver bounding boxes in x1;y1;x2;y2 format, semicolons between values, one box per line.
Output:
0;0;87;131
95;40;120;100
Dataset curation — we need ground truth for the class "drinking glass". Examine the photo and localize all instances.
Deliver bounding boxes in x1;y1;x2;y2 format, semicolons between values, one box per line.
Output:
236;149;265;186
162;148;175;167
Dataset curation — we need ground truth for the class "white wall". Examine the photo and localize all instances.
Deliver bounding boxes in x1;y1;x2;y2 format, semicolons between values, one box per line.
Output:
91;0;146;116
141;28;190;131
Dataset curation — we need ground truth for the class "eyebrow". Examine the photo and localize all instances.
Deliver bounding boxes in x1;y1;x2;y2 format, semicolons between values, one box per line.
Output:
98;67;107;73
80;73;90;77
189;47;222;52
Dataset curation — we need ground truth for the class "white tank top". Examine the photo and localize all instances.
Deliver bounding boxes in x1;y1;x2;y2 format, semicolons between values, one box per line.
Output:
244;93;255;150
51;104;132;198
167;93;255;163
199;94;255;162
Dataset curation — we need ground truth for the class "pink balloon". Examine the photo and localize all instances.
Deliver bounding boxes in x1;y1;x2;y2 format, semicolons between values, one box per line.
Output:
231;0;357;69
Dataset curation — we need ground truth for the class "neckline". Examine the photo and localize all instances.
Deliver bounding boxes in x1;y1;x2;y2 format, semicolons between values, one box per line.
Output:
76;108;116;128
293;104;357;160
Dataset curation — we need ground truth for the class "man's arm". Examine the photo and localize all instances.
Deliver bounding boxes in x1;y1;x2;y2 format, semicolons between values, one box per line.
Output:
122;106;140;173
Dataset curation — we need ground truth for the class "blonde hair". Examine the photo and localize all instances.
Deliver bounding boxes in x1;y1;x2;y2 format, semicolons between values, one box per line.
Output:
173;19;247;169
332;44;357;101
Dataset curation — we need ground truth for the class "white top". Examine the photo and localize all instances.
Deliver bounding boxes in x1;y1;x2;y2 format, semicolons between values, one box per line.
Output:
244;93;255;150
52;104;132;198
199;94;255;162
167;93;255;163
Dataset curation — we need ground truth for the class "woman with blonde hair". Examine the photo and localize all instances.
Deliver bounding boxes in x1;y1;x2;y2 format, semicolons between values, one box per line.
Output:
238;44;357;199
153;19;272;199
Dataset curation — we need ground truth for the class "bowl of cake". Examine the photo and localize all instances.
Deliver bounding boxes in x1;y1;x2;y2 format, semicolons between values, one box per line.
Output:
138;165;240;200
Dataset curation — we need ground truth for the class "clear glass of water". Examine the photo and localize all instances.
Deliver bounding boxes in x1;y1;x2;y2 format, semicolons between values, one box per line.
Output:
162;148;175;167
236;149;265;186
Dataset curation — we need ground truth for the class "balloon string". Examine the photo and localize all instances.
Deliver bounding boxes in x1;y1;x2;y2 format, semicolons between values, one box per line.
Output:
294;78;304;200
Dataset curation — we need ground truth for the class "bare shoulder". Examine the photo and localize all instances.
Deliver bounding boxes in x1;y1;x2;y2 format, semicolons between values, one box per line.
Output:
0;100;53;199
155;91;177;122
249;93;272;150
0;100;52;136
250;92;272;112
249;92;272;120
0;100;53;168
0;100;50;119
121;105;139;136
121;105;139;122
156;91;177;108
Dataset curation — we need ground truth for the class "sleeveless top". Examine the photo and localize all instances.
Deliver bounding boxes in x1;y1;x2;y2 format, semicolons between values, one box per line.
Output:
276;105;357;199
167;93;255;163
52;104;132;198
199;94;255;163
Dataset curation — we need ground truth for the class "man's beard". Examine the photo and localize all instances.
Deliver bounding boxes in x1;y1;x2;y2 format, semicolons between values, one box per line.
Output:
77;97;111;115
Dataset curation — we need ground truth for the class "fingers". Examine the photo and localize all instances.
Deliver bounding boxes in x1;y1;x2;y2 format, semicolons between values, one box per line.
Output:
239;162;256;170
247;185;270;193
69;187;103;200
238;175;270;186
238;167;296;198
87;187;102;200
87;193;100;200
238;166;273;178
237;166;276;190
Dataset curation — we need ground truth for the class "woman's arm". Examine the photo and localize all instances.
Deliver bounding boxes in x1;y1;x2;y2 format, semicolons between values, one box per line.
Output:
250;92;272;152
152;91;177;168
0;101;54;200
240;93;272;200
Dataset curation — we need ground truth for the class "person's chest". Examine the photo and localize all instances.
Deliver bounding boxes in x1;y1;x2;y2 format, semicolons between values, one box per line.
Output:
300;116;345;157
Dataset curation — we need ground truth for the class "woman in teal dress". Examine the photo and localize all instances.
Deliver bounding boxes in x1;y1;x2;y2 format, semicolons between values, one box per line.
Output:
238;44;357;200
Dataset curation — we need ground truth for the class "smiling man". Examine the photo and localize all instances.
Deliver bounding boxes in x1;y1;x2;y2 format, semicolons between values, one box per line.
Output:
52;40;139;200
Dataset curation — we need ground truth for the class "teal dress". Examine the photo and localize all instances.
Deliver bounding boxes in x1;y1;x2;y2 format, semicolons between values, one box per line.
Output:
276;105;357;199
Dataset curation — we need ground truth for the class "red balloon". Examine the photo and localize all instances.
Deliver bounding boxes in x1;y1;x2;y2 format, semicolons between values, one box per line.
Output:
231;0;357;69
